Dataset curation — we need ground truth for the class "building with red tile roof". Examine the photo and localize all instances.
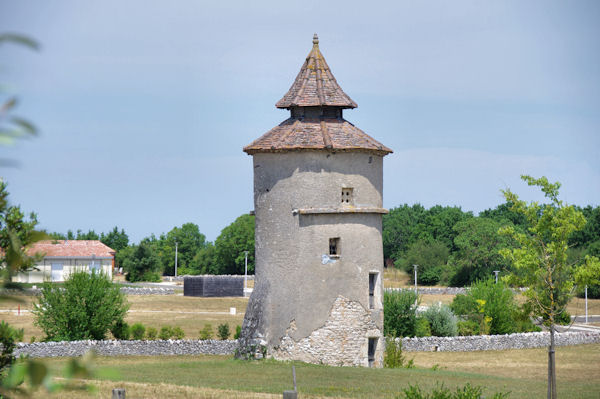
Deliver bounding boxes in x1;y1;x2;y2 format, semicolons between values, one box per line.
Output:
14;240;115;283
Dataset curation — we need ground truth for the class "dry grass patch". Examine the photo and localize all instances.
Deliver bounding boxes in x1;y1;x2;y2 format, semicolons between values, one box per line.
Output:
410;344;600;382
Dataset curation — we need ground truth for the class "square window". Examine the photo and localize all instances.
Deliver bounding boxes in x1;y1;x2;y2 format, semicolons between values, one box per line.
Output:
329;237;340;256
341;188;353;205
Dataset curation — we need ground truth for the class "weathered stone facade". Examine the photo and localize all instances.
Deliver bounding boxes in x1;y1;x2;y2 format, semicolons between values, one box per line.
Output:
238;35;391;367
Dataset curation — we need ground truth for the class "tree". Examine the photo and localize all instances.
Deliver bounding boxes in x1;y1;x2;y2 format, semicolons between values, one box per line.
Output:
191;242;218;274
449;218;515;286
157;223;206;275
383;290;419;337
214;214;254;275
396;240;449;285
498;175;600;399
118;241;162;282
33;271;129;341
100;226;129;252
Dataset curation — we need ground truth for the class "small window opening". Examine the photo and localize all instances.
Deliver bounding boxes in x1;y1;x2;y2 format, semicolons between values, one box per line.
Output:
369;273;377;309
329;237;340;256
368;337;377;367
341;188;353;205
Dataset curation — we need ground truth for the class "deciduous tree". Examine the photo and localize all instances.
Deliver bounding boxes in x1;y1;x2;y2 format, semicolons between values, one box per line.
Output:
499;175;600;399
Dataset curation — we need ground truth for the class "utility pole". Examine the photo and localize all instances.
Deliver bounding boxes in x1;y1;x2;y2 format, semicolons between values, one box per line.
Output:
174;240;178;277
493;270;500;284
585;285;588;324
413;264;418;306
244;251;249;293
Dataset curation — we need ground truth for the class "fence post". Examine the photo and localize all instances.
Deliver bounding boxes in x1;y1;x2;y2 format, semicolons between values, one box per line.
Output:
112;388;126;399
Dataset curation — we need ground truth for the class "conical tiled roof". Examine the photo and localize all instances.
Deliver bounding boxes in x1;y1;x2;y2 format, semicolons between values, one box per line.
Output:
244;35;392;156
276;34;357;109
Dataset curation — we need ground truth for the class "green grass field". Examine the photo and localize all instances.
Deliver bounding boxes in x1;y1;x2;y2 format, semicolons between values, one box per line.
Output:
28;344;600;398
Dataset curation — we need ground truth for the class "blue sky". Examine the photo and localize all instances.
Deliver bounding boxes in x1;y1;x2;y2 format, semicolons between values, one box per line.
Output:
1;1;599;243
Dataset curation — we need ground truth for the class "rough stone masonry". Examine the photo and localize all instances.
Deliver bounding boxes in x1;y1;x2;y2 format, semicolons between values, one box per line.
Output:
237;35;392;367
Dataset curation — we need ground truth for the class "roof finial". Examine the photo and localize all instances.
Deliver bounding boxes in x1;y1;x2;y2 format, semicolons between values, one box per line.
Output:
313;33;319;46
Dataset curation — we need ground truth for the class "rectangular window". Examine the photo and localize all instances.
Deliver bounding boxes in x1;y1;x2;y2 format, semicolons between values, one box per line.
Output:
341;188;353;205
369;273;377;309
368;337;377;367
329;237;340;256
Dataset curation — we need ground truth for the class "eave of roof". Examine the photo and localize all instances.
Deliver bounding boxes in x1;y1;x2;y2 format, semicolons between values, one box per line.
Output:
243;117;393;156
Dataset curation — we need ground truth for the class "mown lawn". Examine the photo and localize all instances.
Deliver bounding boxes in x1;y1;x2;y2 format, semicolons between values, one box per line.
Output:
31;344;600;399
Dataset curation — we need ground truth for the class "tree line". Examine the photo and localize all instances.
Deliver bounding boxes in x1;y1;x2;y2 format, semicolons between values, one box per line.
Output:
383;202;600;291
48;214;255;282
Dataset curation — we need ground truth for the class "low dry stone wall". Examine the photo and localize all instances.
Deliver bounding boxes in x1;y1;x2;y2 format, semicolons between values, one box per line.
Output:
14;339;237;358
1;287;176;296
400;331;600;352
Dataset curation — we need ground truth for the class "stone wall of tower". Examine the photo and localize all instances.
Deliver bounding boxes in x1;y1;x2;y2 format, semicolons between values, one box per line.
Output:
239;151;385;367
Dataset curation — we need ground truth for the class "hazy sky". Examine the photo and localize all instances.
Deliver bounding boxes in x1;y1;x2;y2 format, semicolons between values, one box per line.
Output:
1;1;599;243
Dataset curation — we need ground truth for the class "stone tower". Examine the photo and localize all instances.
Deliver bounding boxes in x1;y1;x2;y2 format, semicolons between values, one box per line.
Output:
238;35;392;367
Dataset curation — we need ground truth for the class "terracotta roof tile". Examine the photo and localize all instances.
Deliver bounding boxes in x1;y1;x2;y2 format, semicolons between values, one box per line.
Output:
276;34;357;109
26;240;115;258
244;118;392;155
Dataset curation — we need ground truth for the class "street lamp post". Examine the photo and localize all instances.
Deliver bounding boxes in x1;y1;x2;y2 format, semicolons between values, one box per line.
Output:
585;285;588;324
493;270;500;284
174;241;178;277
244;251;249;293
413;264;418;306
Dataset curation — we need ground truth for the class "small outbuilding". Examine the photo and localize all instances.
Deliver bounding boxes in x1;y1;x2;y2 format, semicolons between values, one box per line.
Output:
12;240;115;283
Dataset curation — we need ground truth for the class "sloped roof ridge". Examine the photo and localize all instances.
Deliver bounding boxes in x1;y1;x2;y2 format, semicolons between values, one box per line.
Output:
276;34;357;109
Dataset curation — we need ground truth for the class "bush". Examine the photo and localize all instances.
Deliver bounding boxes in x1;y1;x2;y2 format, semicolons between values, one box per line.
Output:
414;317;431;337
217;323;230;340
451;279;521;335
422;305;458;337
111;320;130;340
33;271;129;341
146;327;158;340
384;337;414;369
159;326;173;340
457;320;479;336
234;325;242;339
0;321;23;375
172;326;185;340
400;383;509;399
130;323;146;340
384;290;419;337
199;324;213;340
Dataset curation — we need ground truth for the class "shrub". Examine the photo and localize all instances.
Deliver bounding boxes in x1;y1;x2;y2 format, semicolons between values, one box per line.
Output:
199;324;213;340
234;325;242;339
400;383;509;399
0;321;23;375
33;271;129;341
146;327;158;340
451;279;521;335
217;323;230;340
111;320;130;340
457;320;479;336
422;304;458;337
414;317;431;337
172;326;185;340
159;326;173;340
384;290;419;337
384;337;414;369
396;240;449;286
130;323;146;340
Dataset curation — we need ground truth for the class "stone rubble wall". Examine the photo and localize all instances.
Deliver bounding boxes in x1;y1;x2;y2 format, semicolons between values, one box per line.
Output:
400;331;600;352
10;331;600;359
386;287;527;296
14;339;238;358
1;287;177;296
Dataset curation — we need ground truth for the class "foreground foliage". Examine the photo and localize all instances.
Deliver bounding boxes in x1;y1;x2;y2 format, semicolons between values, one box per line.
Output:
384;290;419;337
33;271;129;341
400;383;509;399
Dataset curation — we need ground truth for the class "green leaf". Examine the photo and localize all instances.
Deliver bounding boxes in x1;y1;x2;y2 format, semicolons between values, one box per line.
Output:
0;33;40;50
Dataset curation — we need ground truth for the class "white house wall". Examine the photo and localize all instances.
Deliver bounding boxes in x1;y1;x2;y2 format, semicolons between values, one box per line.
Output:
14;258;112;283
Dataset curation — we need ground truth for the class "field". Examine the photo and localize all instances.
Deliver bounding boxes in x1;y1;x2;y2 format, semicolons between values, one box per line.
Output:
21;344;600;398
